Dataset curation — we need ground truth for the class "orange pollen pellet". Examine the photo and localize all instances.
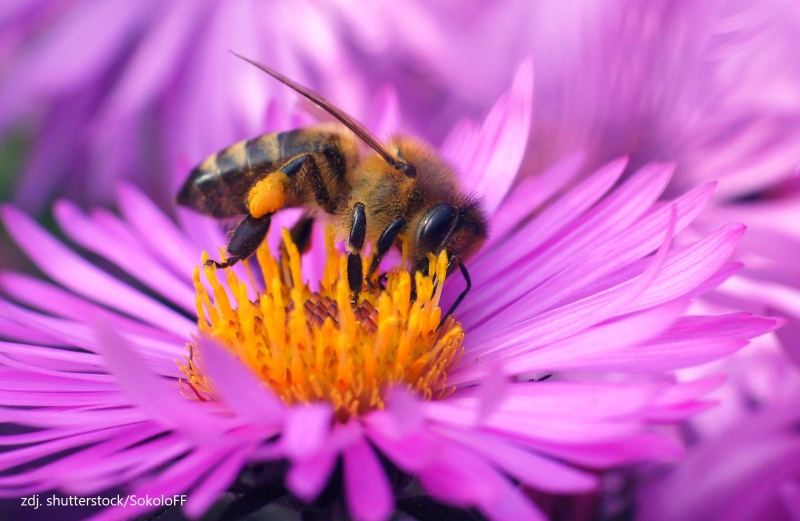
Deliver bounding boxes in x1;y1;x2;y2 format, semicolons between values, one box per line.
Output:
247;172;290;218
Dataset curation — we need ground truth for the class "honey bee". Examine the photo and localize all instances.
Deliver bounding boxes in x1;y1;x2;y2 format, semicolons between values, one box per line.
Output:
176;53;488;314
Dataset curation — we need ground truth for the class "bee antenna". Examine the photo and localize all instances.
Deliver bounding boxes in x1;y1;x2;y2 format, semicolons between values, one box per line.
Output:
230;51;416;178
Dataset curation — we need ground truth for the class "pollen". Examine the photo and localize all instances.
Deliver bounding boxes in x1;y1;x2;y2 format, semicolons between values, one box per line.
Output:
247;172;290;218
180;227;464;421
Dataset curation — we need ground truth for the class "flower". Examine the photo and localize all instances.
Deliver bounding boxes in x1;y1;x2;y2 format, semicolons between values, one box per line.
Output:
636;377;800;521
0;60;777;521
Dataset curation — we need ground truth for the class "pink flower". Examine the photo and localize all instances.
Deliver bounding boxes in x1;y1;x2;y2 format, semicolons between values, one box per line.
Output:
637;390;800;521
0;61;776;521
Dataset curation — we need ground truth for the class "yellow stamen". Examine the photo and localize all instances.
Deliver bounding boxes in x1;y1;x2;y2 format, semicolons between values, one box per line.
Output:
181;227;464;421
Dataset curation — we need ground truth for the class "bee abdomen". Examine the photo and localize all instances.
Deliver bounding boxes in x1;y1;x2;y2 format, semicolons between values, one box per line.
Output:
176;134;285;218
176;127;355;218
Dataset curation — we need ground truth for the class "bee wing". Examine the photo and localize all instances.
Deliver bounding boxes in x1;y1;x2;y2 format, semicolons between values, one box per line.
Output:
231;52;416;178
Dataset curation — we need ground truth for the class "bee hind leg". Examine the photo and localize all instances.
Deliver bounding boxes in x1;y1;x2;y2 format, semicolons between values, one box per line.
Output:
206;213;273;269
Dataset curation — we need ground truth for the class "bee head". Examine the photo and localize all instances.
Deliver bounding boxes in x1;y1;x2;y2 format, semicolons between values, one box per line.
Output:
414;198;488;275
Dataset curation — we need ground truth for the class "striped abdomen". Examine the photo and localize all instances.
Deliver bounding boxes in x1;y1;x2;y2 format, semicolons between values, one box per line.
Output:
176;126;356;218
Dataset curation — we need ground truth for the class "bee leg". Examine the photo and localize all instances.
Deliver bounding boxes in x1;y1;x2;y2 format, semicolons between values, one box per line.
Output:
281;153;338;214
366;216;406;287
289;213;315;254
347;202;366;306
439;261;471;327
206;213;273;269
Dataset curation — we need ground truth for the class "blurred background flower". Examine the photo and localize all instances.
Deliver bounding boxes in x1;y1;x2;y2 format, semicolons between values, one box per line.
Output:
2;0;800;520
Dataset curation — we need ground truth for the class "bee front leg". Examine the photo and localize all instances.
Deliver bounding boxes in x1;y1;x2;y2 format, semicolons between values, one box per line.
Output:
366;216;406;286
439;261;471;327
289;212;315;255
347;202;366;307
206;213;273;269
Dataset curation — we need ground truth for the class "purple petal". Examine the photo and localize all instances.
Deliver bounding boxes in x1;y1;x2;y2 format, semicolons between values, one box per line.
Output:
286;449;338;502
464;157;627;300
0;0;155;128
364;421;437;472
780;481;800;521
197;336;285;427
414;437;547;520
416;441;504;508
185;444;257;518
92;318;231;440
0;424;134;474
85;447;232;521
444;58;533;214
282;404;333;460
462;161;673;327
100;0;205;122
453;205;677;382
0;300;182;377
434;426;599;493
344;437;394;521
116;183;200;277
623;223;746;313
1;206;195;338
477;475;548;521
477;151;585;254
53;200;195;311
286;422;361;501
371;84;401;139
471;182;716;333
502;301;688;374
529;433;686;468
0;272;186;344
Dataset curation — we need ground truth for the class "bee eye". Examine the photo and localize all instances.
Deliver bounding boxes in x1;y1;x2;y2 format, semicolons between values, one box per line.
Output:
417;203;459;255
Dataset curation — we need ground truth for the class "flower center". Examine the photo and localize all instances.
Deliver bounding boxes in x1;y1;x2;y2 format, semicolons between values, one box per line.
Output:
181;228;464;421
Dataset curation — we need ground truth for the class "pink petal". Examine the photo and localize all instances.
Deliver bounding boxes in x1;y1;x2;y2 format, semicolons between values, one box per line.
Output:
528;433;686;468
0;0;155;126
282;404;333;460
443;58;533;214
197;336;285;427
471;182;715;333
622;223;746;313
364;422;437;473
478;151;585;254
116;183;200;276
464;157;627;300
185;444;257;518
344;437;394;521
462;162;673;327
453;206;676;382
286;449;338;502
416;441;503;507
477;476;548;521
286;422;362;502
93;318;230;440
502;301;688;374
0;272;186;344
100;0;204;122
53;200;195;311
434;426;599;493
1;205;196;338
